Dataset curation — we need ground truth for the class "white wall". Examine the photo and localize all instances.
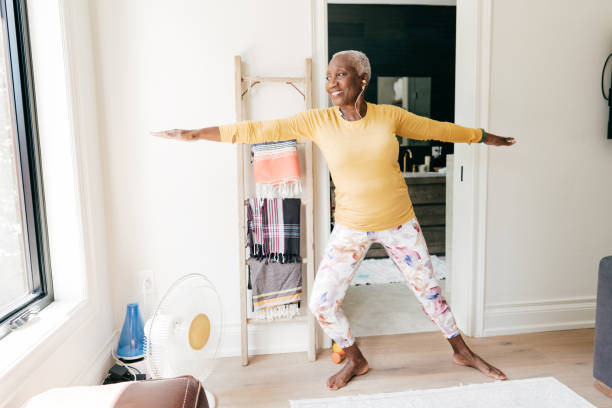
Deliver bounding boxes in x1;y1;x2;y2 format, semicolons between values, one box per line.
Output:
90;0;316;356
483;0;612;335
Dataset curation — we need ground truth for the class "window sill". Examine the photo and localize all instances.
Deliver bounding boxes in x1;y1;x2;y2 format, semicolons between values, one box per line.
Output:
0;299;88;379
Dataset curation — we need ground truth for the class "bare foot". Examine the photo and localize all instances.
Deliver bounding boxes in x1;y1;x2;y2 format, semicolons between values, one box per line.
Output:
448;334;507;380
327;343;370;390
327;358;369;390
452;350;507;380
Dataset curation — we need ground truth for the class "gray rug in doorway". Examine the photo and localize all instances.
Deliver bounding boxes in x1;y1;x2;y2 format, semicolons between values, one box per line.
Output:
289;377;595;408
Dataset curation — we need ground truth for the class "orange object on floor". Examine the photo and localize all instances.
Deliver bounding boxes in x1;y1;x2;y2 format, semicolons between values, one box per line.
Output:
331;352;344;364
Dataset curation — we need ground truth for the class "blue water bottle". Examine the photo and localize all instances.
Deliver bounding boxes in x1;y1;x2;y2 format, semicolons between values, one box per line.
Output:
117;303;145;361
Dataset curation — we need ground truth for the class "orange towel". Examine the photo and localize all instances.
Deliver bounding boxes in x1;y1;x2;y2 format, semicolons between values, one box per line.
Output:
252;140;301;197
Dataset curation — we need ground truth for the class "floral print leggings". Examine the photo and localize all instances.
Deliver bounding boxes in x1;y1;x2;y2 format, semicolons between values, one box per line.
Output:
308;217;459;348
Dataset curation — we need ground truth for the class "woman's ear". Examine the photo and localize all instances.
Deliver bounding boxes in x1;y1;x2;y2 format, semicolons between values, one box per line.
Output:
361;75;369;88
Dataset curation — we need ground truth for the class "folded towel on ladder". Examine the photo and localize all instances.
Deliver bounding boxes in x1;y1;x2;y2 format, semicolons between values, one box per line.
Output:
251;140;301;198
247;198;301;264
248;258;302;320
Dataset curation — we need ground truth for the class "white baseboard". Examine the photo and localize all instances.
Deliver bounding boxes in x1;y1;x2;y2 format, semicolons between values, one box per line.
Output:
217;322;309;358
483;297;596;337
65;298;594;370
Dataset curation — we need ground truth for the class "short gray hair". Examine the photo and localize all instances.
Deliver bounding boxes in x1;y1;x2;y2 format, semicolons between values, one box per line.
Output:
331;50;371;81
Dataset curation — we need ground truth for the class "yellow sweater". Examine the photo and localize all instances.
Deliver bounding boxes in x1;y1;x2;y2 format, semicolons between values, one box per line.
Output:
219;102;483;231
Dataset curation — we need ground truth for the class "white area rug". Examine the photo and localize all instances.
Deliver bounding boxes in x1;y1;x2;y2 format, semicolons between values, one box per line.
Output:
289;377;595;408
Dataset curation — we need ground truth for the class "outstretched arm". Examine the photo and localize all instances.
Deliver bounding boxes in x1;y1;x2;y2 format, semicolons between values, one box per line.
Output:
390;105;515;147
151;111;315;144
151;127;220;142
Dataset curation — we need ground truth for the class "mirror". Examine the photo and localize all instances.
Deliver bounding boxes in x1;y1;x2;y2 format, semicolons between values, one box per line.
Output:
377;76;432;146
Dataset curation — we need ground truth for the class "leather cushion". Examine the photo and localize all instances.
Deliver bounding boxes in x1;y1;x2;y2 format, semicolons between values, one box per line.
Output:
114;375;209;408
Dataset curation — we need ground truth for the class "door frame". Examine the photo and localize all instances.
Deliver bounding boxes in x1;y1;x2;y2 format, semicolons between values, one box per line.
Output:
311;0;491;340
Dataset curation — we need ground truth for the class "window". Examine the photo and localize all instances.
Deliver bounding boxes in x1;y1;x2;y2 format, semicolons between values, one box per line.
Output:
0;0;51;341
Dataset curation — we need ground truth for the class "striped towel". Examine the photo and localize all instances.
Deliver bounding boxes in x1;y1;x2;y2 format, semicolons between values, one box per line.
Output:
247;198;301;264
248;258;302;319
251;140;301;197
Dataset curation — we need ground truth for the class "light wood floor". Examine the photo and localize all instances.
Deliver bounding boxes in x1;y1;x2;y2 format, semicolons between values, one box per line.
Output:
206;328;610;407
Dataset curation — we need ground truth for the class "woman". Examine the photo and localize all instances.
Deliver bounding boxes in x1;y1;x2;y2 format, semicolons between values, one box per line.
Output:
153;50;515;390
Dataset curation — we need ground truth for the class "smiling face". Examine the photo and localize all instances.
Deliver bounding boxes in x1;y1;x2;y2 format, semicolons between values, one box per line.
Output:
325;54;368;107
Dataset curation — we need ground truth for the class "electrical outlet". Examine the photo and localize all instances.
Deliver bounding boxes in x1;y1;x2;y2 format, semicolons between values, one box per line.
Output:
138;269;157;322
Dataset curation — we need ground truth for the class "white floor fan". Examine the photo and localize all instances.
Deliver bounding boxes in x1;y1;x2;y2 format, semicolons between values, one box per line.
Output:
144;273;222;407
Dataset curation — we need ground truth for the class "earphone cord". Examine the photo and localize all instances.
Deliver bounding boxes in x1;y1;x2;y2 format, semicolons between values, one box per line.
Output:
355;87;365;120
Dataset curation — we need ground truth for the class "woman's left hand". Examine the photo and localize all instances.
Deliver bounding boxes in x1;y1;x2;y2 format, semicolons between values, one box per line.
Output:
483;132;516;146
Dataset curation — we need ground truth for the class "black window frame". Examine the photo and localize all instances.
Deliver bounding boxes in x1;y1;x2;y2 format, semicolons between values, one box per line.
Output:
0;0;52;341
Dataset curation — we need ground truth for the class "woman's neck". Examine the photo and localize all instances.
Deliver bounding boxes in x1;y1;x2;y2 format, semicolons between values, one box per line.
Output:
339;100;367;121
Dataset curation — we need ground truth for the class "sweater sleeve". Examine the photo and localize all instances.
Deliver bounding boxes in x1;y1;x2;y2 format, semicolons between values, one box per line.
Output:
218;110;315;144
388;105;482;144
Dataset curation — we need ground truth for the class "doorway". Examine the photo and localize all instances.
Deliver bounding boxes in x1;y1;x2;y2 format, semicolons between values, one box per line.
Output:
312;0;490;345
327;2;456;337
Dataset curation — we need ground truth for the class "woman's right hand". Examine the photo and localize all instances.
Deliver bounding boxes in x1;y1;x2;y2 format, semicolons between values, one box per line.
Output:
150;129;200;142
483;131;516;146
